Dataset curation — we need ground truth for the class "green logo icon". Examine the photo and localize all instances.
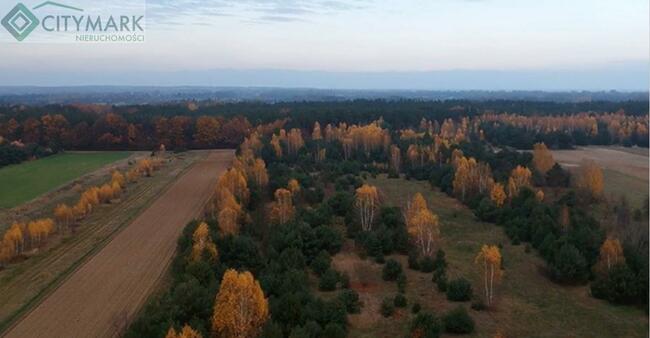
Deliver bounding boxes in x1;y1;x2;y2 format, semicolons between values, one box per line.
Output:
2;3;40;41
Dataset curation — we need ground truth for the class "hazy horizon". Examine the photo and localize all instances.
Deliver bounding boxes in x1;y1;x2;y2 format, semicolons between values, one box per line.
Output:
0;63;647;91
0;0;647;90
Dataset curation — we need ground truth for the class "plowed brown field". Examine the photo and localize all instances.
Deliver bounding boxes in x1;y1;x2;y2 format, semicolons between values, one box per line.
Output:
2;150;233;338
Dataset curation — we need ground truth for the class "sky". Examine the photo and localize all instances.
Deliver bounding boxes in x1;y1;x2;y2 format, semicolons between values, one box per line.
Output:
0;0;648;89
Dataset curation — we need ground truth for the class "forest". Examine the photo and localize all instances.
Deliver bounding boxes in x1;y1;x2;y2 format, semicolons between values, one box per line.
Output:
0;99;648;168
1;98;647;336
121;115;648;338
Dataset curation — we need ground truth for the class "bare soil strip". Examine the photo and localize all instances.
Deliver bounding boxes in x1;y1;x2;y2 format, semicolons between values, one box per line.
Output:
2;150;233;338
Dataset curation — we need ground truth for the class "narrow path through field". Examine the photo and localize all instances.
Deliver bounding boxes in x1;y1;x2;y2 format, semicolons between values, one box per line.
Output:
2;150;233;338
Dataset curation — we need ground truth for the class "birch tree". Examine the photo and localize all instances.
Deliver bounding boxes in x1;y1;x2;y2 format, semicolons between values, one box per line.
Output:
475;244;502;306
355;184;379;231
212;269;268;338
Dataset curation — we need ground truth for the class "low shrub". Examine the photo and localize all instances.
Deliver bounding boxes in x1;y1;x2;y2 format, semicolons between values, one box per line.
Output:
446;277;473;301
394;293;407;307
397;273;407;293
322;323;346;338
380;297;394;317
432;268;446;283
470;297;486;311
289;327;309;338
409;312;441;338
338;289;361;313
339;272;351;289
408;251;420;270
443;306;475;334
433;249;447;272
382;259;403;281
591;264;643;305
420;256;435;273
310;250;332;276
436;275;448;292
319;269;339;291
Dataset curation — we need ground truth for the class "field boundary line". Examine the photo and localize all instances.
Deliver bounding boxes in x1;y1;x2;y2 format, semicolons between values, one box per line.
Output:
0;155;199;337
123;150;233;329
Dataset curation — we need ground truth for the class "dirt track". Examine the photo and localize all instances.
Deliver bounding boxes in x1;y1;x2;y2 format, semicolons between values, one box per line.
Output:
2;150;233;338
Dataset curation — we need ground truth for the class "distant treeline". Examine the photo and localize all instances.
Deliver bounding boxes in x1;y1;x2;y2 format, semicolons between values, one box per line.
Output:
0;99;647;167
2;99;649;124
122;99;648;124
0;87;647;105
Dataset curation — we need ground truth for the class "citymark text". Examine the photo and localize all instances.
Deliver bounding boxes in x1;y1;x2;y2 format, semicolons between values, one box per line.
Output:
41;15;144;32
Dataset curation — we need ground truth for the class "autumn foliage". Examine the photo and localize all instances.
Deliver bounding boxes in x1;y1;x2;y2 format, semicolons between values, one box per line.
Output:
405;193;440;256
1;223;24;261
389;144;401;174
250;159;269;187
111;170;125;187
452;155;494;201
27;218;55;247
287;179;300;195
216;168;249;205
211;269;268;338
481;111;648;146
269;188;295;225
0;218;55;264
54;204;74;229
319;119;390;159
191;222;218;262
507;165;532;198
532;142;555;174
286;128;305;156
213;167;248;234
194;116;222;148
595;237;625;274
574;160;604;200
355;184;380;231
270;134;282;158
1;161;151;266
490;183;506;207
475;244;502;306
165;325;203;338
214;191;243;235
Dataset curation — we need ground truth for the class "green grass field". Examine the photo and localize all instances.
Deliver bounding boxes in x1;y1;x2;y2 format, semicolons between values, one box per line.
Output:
0;152;130;209
336;175;648;337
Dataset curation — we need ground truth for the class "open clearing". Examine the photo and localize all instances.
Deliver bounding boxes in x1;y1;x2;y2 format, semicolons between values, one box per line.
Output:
2;150;234;338
0;152;131;209
550;146;648;181
551;146;648;207
333;175;647;338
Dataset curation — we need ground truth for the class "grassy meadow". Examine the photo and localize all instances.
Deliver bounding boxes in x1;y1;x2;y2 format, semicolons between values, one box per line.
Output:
0;152;130;209
331;175;648;337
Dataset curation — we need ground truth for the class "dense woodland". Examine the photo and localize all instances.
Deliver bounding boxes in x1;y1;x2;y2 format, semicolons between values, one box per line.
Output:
0;99;648;167
123;115;648;338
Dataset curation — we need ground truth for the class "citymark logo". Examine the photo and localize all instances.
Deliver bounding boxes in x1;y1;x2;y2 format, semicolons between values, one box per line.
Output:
1;1;145;43
1;3;39;41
